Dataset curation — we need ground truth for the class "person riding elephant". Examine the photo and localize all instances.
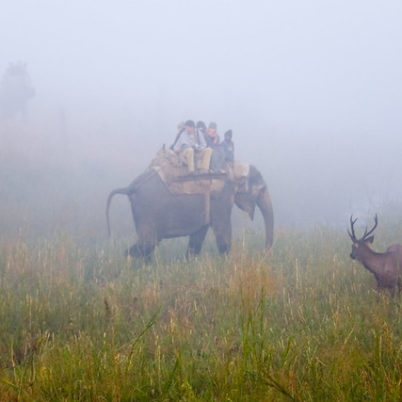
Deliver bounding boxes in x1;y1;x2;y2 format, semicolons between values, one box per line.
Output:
204;122;220;147
203;122;227;172
220;129;234;163
172;120;212;174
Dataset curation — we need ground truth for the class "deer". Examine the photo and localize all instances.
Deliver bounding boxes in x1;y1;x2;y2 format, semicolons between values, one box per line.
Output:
348;215;402;295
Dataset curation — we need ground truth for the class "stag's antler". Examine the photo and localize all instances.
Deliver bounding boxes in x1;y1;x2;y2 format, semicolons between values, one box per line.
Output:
362;214;378;240
348;215;358;241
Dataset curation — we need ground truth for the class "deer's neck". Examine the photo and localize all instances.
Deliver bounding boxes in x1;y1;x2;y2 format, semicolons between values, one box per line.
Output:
359;249;386;275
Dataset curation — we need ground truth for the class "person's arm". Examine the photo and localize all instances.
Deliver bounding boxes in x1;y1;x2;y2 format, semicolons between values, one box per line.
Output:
170;127;185;150
176;132;192;152
228;143;234;161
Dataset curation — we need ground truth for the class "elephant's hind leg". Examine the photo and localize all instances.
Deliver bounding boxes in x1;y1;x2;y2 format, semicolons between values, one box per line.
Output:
186;226;209;258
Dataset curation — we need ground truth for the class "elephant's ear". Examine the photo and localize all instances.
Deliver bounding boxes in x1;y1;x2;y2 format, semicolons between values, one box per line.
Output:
234;192;256;220
233;165;266;220
235;164;274;248
238;183;265;220
251;183;265;198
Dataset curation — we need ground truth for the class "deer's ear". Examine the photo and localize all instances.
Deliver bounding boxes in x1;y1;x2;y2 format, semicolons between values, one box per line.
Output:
366;235;374;244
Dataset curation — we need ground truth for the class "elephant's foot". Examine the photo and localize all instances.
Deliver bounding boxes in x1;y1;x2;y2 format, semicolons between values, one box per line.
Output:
213;225;231;255
186;247;201;260
187;226;208;259
217;242;230;255
186;243;203;259
126;243;155;262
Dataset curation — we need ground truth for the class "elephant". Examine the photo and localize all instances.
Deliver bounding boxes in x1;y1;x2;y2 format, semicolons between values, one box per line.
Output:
106;162;273;259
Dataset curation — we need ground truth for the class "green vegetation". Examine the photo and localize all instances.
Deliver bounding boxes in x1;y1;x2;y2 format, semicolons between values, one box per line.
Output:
0;226;401;401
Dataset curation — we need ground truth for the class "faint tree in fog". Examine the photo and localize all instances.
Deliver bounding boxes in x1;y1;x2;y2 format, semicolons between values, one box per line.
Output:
0;61;35;119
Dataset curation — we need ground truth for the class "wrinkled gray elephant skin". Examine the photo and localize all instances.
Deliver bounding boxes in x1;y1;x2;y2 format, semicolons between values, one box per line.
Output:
106;165;273;259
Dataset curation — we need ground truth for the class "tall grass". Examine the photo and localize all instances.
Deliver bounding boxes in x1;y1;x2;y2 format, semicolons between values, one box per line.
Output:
0;227;401;400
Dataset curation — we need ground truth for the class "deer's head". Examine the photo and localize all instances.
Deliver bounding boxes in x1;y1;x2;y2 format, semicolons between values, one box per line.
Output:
348;215;378;261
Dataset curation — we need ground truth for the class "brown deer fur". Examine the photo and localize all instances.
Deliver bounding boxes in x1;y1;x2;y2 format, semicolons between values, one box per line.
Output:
348;215;402;295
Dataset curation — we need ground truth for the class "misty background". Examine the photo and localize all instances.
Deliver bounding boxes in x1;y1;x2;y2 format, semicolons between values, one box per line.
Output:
1;0;401;242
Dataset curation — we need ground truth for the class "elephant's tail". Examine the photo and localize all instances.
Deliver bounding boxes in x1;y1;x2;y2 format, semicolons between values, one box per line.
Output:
106;169;158;237
106;187;131;237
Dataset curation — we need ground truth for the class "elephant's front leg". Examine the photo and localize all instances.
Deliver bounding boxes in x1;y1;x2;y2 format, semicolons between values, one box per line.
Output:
212;219;232;254
186;226;209;258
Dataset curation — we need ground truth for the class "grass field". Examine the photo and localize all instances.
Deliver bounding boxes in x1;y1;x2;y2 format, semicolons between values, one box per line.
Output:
0;224;401;401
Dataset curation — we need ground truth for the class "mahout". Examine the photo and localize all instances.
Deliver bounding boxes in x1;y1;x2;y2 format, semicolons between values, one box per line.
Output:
348;215;402;295
106;161;273;260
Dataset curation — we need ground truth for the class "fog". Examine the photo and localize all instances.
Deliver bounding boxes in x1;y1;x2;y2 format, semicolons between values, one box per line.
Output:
1;0;401;239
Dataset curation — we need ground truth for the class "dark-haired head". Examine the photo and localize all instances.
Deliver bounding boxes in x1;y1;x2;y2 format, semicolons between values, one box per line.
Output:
184;120;195;128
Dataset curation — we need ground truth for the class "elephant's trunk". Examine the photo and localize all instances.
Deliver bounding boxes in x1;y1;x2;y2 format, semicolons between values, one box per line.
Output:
256;187;274;249
106;187;130;236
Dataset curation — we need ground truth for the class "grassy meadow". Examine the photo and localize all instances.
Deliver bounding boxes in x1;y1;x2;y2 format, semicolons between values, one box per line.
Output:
0;224;401;401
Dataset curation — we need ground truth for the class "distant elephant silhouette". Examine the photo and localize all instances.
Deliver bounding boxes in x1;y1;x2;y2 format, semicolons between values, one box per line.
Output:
0;62;35;118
